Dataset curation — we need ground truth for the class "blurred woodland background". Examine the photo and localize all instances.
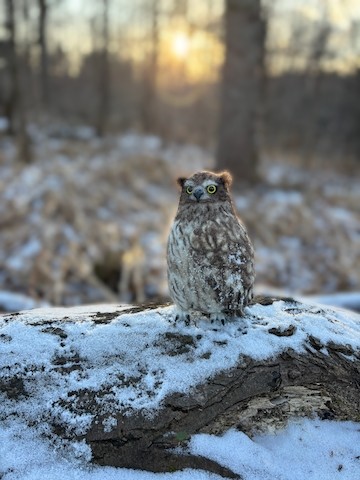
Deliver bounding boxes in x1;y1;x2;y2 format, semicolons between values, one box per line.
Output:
0;0;359;311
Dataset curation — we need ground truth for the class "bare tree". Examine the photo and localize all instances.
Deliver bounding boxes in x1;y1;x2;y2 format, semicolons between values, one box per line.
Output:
140;0;159;133
306;21;332;85
96;0;110;137
302;20;332;164
4;0;17;135
38;0;49;106
4;0;32;162
217;0;266;184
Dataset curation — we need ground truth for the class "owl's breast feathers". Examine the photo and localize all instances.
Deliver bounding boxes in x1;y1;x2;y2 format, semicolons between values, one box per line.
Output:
167;203;255;314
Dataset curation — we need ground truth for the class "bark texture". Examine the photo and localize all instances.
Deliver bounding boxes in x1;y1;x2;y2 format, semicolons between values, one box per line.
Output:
87;325;360;478
1;297;359;479
217;0;266;184
38;0;49;106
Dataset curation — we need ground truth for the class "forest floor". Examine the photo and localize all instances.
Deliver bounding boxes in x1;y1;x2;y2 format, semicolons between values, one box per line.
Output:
0;124;359;311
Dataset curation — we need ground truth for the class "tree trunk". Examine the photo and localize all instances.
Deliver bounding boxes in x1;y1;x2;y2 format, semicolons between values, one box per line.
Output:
217;0;266;184
96;0;110;137
140;0;159;133
38;0;49;107
5;0;32;162
4;0;17;135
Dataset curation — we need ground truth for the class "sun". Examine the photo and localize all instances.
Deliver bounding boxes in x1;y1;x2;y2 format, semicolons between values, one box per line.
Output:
172;32;190;59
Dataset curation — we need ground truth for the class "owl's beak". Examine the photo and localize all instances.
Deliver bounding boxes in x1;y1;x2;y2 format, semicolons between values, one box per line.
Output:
193;188;204;201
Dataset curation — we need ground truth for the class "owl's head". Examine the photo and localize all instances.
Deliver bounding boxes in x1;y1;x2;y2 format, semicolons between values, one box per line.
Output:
177;170;233;204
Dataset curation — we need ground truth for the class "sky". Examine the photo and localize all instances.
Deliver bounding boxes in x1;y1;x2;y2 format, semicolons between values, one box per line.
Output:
267;0;360;73
2;0;360;78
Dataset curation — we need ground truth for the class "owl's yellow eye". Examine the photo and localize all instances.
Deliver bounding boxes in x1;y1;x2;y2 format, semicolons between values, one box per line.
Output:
186;186;193;195
206;185;217;194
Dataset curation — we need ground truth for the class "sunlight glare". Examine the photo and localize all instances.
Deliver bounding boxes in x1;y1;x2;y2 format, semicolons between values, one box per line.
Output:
172;32;190;59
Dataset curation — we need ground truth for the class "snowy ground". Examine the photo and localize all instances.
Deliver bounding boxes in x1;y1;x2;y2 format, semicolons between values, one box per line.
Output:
1;300;360;479
0;128;359;310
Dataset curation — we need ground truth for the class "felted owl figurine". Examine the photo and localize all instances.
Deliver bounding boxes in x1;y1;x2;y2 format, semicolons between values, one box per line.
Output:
167;170;255;323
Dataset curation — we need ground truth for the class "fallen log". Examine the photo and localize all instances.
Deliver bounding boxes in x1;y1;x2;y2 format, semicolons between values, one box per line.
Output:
1;297;359;478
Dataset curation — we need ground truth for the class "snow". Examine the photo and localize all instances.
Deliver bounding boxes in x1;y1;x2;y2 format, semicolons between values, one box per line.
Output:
0;290;48;312
1;301;360;479
1;301;360;416
1;417;359;480
304;292;360;312
191;419;360;480
6;238;42;271
118;132;162;153
0;116;9;131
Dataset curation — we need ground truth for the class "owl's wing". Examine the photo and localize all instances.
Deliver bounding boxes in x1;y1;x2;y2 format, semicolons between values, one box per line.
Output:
225;215;254;267
196;215;255;311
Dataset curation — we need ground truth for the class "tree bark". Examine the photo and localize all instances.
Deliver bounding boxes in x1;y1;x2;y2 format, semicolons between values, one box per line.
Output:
140;0;159;133
96;0;110;137
217;0;266;184
38;0;49;107
4;0;32;162
4;0;17;135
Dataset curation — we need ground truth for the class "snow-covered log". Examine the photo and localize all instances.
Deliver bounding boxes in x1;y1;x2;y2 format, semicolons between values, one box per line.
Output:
1;297;359;478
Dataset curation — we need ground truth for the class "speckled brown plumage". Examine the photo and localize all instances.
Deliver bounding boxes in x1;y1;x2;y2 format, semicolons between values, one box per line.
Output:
167;170;255;323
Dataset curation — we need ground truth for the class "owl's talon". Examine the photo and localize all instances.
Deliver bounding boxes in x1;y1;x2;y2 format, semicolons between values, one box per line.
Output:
210;313;226;324
173;309;192;325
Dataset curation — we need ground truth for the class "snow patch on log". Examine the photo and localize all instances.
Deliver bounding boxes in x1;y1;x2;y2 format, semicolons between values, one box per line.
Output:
0;299;359;468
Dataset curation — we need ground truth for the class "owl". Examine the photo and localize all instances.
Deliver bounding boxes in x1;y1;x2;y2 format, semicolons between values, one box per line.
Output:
167;170;255;324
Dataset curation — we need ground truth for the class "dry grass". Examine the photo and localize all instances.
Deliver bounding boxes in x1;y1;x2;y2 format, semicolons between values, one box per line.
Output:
0;135;359;308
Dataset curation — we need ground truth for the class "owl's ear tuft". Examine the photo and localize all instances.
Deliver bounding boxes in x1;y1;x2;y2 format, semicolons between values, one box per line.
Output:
218;171;232;188
177;177;187;188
